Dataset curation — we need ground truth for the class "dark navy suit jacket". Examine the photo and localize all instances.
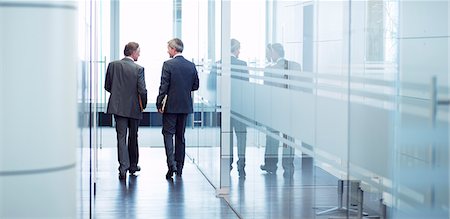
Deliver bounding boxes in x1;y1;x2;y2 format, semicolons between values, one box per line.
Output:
156;55;200;114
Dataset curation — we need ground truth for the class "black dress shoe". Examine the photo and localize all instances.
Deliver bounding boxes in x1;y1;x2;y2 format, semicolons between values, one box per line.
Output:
129;166;141;174
165;170;173;179
165;168;177;179
260;164;277;174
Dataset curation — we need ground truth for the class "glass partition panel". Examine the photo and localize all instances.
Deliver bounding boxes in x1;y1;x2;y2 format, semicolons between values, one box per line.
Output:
313;1;352;218
226;0;327;218
393;1;449;218
77;1;93;218
182;0;222;188
77;0;110;217
348;1;397;218
77;0;86;215
347;1;449;219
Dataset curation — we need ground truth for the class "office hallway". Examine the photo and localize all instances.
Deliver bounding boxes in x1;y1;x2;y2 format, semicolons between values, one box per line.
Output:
78;147;239;219
76;128;364;219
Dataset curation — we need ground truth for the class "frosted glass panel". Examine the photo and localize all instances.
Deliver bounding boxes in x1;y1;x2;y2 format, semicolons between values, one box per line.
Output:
347;1;449;218
396;3;449;217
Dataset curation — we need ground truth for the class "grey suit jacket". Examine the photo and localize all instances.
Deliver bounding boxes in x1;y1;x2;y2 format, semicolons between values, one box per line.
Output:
156;55;199;114
105;58;147;119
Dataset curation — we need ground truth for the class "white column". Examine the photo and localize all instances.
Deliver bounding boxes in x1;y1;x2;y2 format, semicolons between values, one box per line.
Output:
0;1;77;218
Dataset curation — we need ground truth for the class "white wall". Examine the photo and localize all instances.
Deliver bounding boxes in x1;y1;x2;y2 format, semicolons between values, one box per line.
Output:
0;1;77;217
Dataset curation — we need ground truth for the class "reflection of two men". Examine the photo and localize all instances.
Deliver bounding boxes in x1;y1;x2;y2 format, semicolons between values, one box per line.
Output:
260;43;301;178
225;41;301;178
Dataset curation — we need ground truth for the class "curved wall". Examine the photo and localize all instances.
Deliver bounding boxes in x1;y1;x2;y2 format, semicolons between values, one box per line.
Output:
0;1;77;217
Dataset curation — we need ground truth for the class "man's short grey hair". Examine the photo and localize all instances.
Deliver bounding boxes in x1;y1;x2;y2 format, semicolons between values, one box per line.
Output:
168;38;184;52
231;39;240;53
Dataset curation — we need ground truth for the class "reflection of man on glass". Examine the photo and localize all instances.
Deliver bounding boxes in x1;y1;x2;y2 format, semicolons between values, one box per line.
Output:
157;38;199;180
105;42;148;180
229;39;249;178
210;39;249;178
260;43;300;178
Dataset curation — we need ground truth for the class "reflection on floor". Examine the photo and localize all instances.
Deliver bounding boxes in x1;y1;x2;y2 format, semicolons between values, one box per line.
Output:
221;152;343;219
78;148;239;219
228;157;318;218
78;127;383;219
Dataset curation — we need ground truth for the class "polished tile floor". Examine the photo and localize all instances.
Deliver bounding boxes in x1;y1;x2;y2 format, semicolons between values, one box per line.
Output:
78;147;239;219
77;127;382;219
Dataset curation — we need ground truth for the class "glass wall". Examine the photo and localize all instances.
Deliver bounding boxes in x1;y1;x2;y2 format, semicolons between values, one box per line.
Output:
348;1;449;218
392;1;449;218
77;1;90;217
225;0;321;218
181;0;222;187
347;1;397;218
219;0;449;218
77;0;111;217
82;1;449;218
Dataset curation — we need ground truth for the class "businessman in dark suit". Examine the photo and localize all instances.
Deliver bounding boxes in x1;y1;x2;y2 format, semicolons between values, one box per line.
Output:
157;38;199;180
105;42;147;180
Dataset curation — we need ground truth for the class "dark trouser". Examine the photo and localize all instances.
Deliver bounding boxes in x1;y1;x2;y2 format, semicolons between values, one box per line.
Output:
264;128;295;171
114;115;140;174
162;113;188;172
230;118;247;170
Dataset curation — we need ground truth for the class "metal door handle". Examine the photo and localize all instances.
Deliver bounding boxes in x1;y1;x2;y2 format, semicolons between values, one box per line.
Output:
431;76;450;125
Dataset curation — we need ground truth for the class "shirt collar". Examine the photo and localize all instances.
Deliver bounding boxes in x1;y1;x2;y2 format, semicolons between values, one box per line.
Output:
173;53;183;58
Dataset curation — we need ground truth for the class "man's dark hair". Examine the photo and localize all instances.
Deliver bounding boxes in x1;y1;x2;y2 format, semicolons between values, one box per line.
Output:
124;42;139;56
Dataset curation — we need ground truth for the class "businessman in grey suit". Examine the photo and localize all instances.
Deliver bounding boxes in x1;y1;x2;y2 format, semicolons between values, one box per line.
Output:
157;38;199;180
229;39;249;178
105;42;147;180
